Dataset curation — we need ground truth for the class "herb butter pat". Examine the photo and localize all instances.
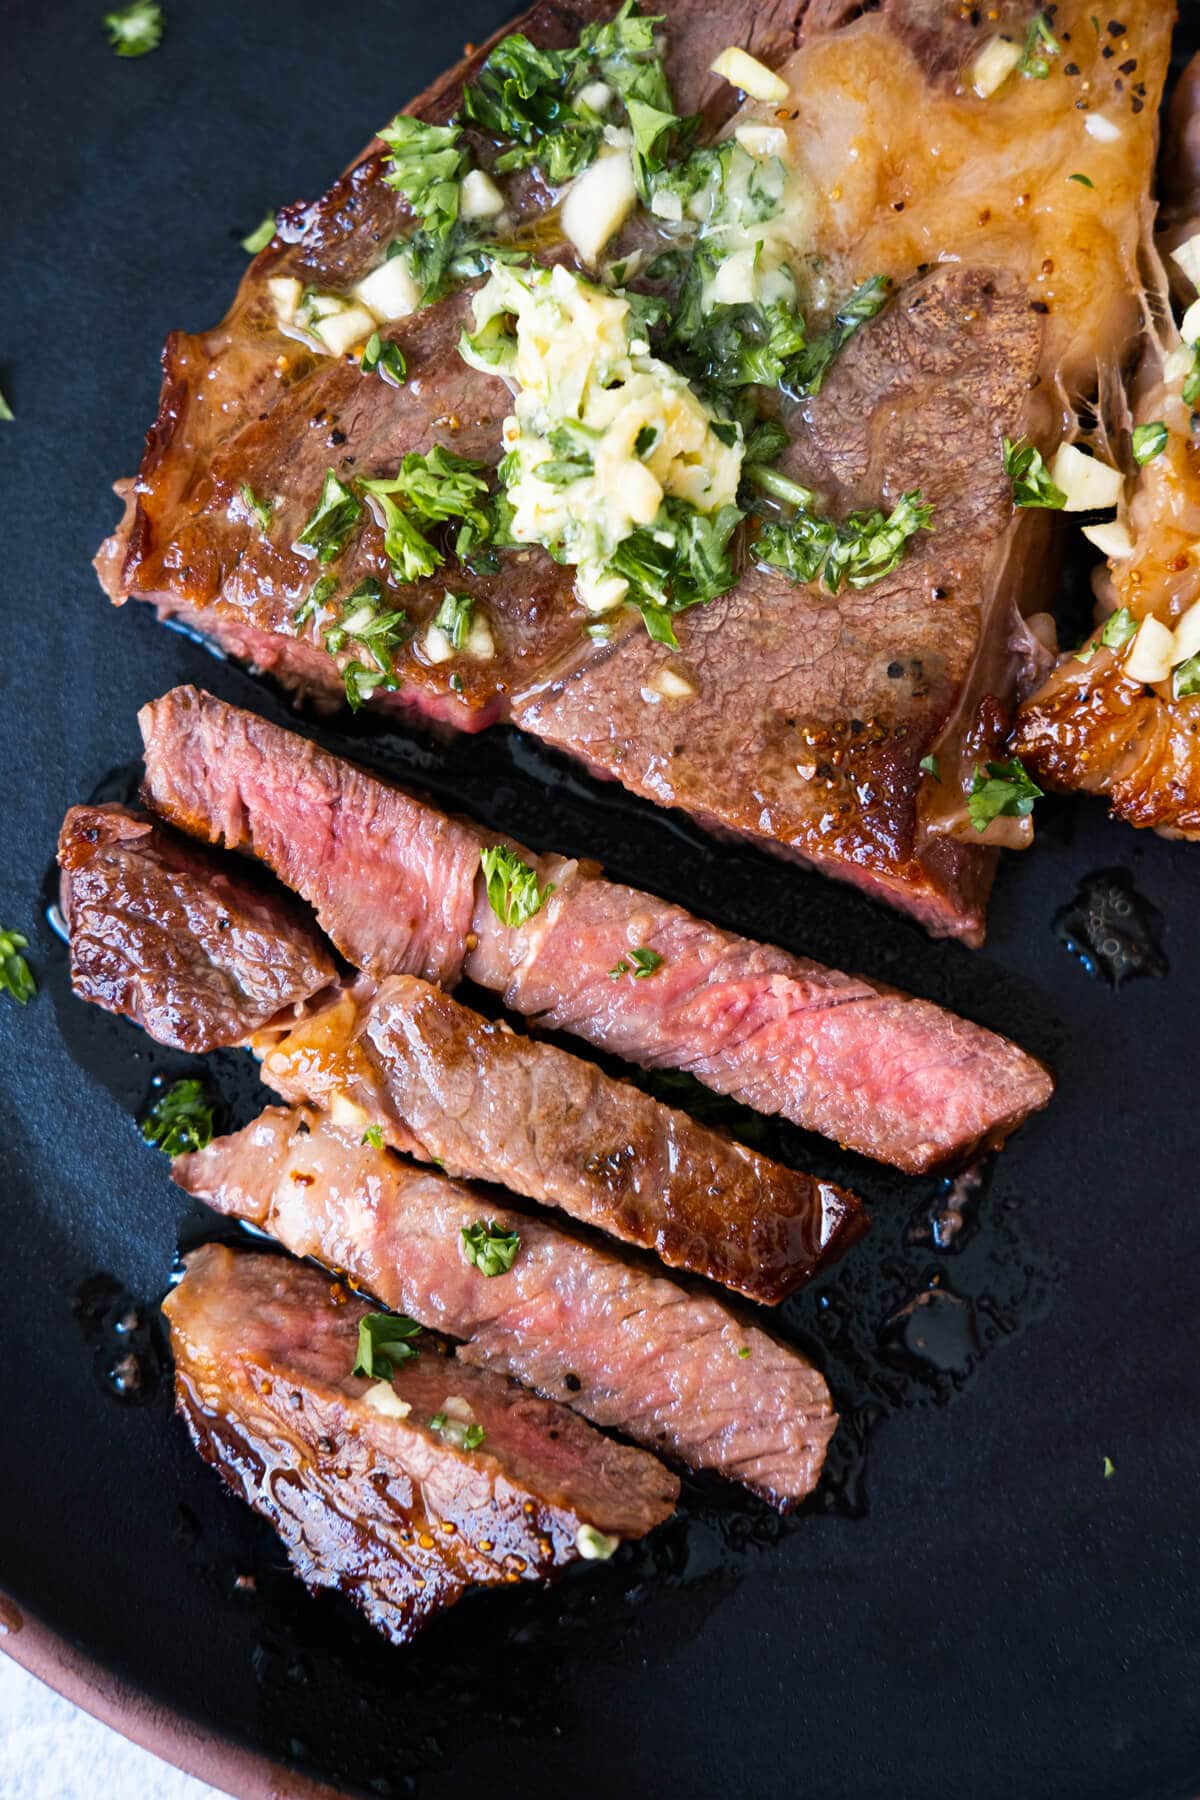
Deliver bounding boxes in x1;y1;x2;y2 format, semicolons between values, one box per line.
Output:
462;261;742;618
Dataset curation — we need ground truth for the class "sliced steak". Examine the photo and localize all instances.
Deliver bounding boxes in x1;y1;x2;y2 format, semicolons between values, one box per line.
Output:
57;803;336;1053
258;974;865;1303
173;1108;837;1509
141;687;1052;1171
164;1243;678;1644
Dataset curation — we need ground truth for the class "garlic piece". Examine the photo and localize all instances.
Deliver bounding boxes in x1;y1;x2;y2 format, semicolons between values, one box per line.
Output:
710;46;789;103
1125;615;1175;685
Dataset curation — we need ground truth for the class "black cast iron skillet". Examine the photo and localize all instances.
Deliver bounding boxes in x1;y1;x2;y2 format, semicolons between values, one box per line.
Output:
1;3;1198;1795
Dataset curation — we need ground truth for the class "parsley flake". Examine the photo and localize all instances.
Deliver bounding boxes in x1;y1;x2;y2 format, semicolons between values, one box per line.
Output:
1173;653;1200;700
1017;12;1060;77
1003;438;1066;509
294;469;363;565
461;1220;522;1277
428;1412;486;1450
362;1125;385;1149
0;928;35;1004
104;0;162;57
919;754;940;780
141;1079;214;1157
480;845;554;928
239;482;273;531
352;1312;422;1380
361;332;408;386
1131;421;1168;466
240;213;275;255
967;759;1042;833
1068;173;1095;188
609;946;664;979
0;387;13;424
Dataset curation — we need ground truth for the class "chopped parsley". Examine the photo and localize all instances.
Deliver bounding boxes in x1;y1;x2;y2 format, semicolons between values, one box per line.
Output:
1131;421;1168;466
480;844;555;928
1182;348;1200;410
782;275;892;400
460;1220;522;1277
737;1345;752;1360
919;754;940;779
1068;172;1095;188
610;499;743;646
1003;437;1066;509
378;117;470;300
361;446;493;584
361;332;408;386
141;1078;214;1157
462;0;685;192
239;482;273;531
1173;653;1200;700
293;573;338;631
103;0;162;57
321;577;409;711
1101;607;1137;648
428;1412;486;1450
609;946;664;979
755;489;933;594
240;213;275;255
1075;606;1137;664
294;469;363;564
1102;1455;1115;1479
353;1311;422;1379
967;758;1042;833
1017;12;1060;77
362;1125;385;1149
0;386;13;423
0;928;35;1004
432;590;474;650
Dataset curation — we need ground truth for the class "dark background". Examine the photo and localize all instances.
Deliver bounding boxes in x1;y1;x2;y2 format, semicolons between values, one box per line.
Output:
1;3;1198;1795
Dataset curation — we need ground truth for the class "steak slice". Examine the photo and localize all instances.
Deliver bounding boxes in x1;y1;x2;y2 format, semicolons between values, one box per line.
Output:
164;1243;678;1644
95;0;1172;940
57;803;336;1053
173;1108;837;1509
141;687;1052;1171
257;974;865;1304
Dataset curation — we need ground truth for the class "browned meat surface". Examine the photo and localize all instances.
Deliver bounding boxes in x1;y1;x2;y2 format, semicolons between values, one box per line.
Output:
57;803;335;1052
173;1109;836;1508
1013;47;1200;839
164;1244;677;1643
258;974;865;1303
140;688;1053;1171
95;0;1173;940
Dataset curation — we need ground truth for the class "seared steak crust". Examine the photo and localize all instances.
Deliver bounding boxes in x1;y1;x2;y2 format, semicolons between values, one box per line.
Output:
140;688;1053;1170
164;1244;678;1643
173;1109;837;1508
260;974;865;1303
57;803;335;1052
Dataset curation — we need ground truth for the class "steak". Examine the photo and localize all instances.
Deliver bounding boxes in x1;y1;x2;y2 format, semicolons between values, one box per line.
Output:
258;974;865;1304
1012;50;1200;838
57;803;335;1052
94;0;1173;940
141;686;1053;1172
164;1244;678;1643
173;1108;837;1508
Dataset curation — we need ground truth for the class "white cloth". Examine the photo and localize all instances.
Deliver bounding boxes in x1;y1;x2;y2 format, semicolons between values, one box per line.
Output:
0;1653;219;1799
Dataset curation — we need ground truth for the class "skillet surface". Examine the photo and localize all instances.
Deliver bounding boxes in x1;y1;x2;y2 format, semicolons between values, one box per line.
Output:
1;2;1198;1794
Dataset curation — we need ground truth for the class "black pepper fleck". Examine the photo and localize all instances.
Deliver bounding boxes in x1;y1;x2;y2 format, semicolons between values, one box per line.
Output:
329;428;347;446
1118;57;1135;73
1031;299;1050;314
563;1372;581;1392
1064;60;1080;74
